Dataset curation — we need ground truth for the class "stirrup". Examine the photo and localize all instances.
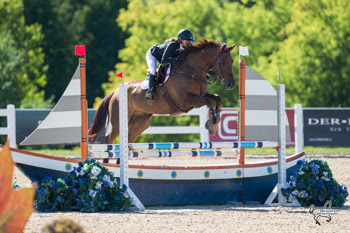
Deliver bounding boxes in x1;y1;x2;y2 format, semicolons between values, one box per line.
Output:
145;91;154;100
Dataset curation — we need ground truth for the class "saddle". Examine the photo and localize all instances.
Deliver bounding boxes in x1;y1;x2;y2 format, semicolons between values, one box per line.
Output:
146;63;192;116
148;64;169;88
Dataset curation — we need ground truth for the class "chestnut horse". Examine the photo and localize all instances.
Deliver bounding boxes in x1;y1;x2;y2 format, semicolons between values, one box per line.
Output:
88;39;236;144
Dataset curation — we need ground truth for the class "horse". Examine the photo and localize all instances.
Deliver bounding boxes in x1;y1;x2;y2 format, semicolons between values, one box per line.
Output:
88;39;236;144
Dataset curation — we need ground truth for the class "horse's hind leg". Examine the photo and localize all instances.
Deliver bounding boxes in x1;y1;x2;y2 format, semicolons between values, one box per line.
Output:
102;100;120;163
128;114;153;143
104;105;120;144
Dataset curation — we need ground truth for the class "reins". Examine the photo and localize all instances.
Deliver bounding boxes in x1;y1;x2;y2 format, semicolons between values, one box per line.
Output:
169;46;232;85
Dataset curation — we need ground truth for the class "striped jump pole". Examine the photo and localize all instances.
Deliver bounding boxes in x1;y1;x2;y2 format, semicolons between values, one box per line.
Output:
89;149;239;159
88;141;279;152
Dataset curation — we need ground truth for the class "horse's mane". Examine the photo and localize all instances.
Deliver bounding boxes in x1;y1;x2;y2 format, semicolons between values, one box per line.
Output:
184;38;231;55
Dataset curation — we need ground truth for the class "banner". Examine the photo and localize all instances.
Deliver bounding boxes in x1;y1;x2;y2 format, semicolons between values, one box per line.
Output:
303;109;350;147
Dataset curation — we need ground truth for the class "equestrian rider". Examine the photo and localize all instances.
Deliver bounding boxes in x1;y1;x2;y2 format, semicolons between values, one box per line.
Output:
145;29;195;101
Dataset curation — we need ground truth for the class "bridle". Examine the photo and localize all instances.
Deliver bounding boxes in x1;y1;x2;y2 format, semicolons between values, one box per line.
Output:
176;46;232;84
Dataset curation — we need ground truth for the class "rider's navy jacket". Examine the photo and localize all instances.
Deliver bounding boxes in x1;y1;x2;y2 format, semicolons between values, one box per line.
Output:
151;41;183;64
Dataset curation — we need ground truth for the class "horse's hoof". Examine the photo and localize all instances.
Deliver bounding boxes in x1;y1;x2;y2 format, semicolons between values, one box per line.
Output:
205;120;209;129
205;120;218;136
209;129;216;136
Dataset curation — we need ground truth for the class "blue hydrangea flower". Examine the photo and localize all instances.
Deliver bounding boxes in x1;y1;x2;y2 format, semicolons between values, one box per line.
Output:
103;174;111;182
89;190;97;197
327;183;334;189
91;166;101;176
288;194;296;201
297;160;303;166
292;190;299;196
95;181;102;190
103;180;109;187
309;163;320;174
318;180;324;187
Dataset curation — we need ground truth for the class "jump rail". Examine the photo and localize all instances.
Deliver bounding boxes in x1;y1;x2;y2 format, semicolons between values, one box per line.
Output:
89;141;279;152
89;149;239;159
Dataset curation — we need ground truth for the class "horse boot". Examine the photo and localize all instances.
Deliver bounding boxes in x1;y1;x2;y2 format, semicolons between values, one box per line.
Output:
145;73;156;105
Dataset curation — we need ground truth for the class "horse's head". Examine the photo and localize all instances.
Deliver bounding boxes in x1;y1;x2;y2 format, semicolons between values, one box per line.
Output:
211;44;236;90
184;39;236;90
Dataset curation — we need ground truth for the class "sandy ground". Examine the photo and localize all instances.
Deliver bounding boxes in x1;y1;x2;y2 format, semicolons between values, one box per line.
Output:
12;155;350;233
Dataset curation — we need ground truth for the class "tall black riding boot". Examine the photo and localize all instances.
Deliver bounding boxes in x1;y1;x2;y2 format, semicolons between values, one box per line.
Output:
145;74;156;100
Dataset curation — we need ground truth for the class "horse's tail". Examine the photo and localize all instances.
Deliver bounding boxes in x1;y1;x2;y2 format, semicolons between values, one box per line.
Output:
88;91;115;143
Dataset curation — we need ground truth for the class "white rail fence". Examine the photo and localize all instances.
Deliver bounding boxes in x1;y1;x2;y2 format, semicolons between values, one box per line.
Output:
0;104;16;148
0;104;324;153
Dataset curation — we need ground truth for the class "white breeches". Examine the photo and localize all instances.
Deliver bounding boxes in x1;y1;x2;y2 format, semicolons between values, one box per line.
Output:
146;49;157;76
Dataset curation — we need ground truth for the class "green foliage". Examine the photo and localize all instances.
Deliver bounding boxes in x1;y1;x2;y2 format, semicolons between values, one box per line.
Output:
105;0;349;110
283;159;348;207
0;0;50;108
22;0;128;107
34;159;132;212
256;0;350;107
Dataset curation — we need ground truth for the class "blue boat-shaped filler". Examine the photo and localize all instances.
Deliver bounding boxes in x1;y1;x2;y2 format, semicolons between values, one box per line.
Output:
10;147;304;206
10;50;305;207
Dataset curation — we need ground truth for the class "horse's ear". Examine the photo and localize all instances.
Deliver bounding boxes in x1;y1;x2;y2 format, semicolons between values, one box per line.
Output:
221;44;227;52
228;45;236;51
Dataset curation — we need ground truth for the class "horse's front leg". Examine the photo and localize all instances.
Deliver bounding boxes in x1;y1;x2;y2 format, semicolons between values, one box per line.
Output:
205;93;222;124
183;94;219;136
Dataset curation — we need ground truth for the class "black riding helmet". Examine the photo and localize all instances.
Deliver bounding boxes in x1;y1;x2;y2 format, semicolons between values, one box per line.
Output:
177;29;195;41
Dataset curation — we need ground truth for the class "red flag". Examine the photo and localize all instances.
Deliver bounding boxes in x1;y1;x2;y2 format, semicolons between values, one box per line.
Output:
75;45;86;56
116;72;123;78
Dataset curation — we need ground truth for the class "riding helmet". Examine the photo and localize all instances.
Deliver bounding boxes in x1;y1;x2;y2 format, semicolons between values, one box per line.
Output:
177;29;195;41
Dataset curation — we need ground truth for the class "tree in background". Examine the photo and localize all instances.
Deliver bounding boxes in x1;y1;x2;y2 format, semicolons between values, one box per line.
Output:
0;0;50;108
256;0;350;107
22;0;128;107
105;0;350;108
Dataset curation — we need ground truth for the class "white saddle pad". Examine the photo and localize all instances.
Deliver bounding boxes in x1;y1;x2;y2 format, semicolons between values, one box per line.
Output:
141;65;171;90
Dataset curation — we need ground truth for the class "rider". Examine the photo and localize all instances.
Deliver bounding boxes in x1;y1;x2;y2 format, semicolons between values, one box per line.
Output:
145;29;195;101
